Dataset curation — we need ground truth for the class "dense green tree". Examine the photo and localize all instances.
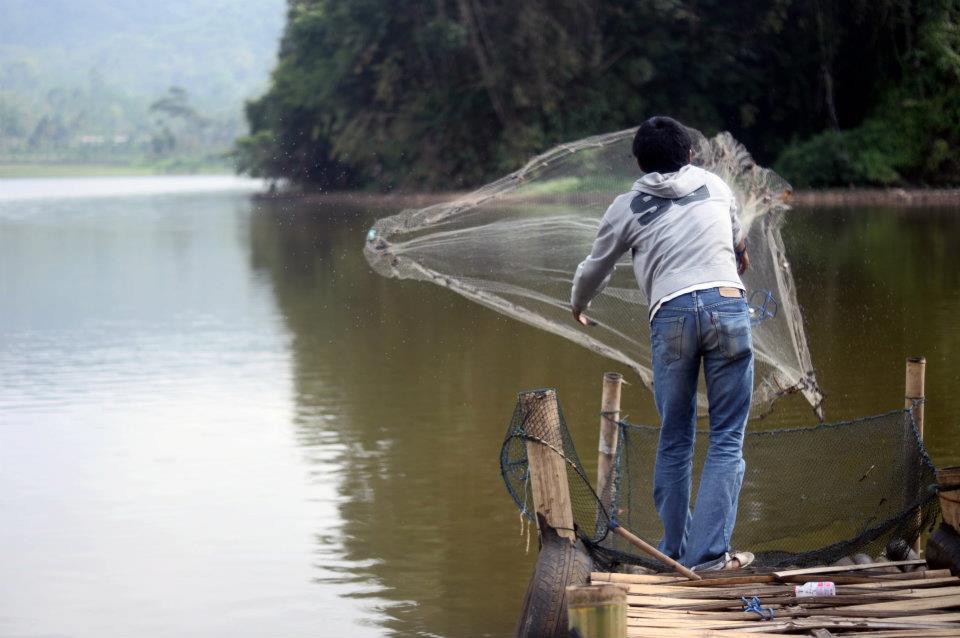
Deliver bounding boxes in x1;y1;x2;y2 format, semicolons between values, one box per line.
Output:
778;0;960;186
240;0;960;189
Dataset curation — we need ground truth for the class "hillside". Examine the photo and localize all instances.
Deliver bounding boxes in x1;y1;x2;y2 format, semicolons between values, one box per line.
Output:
0;0;286;169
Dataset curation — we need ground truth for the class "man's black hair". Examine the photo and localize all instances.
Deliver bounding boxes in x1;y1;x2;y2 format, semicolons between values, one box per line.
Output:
632;116;692;173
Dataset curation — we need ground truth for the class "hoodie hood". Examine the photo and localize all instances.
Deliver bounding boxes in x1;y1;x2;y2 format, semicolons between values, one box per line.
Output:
632;164;707;198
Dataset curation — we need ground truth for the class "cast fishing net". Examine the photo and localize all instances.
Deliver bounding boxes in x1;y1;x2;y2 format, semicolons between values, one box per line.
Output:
365;127;824;419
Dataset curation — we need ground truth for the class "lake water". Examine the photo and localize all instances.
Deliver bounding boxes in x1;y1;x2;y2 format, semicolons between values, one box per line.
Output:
1;176;958;637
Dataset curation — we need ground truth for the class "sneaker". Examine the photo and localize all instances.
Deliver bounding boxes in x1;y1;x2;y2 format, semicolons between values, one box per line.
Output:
724;551;755;570
693;551;756;572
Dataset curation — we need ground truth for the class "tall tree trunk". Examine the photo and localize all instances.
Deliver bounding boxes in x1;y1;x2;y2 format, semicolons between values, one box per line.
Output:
456;0;511;129
815;0;840;129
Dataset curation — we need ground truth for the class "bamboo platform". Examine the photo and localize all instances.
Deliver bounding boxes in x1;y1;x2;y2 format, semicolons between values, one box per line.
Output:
590;560;960;637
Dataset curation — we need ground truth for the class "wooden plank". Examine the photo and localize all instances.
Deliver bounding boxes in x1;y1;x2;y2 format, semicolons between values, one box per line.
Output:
764;585;960;602
784;617;960;631
789;606;960;619
771;560;926;579
837;577;959;590
623;583;793;597
660;594;912;612
659;568;953;588
626;617;789;629
626;616;960;632
920;569;955;579
626;594;728;607
592;571;686;585
627;607;758;622
775;574;896;586
902;612;960;622
626;628;791;638
842;594;960;613
670;574;778;588
776;572;942;586
627;605;960;621
835;631;960;638
899;585;960;598
594;567;948;587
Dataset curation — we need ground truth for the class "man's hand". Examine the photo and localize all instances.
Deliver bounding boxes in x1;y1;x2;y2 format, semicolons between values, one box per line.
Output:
735;240;750;275
572;306;597;327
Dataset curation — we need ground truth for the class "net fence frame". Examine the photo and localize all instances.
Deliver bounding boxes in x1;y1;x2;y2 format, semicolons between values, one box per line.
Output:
501;392;940;572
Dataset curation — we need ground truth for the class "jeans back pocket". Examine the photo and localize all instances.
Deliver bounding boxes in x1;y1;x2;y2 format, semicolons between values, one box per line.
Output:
651;316;684;364
715;309;752;360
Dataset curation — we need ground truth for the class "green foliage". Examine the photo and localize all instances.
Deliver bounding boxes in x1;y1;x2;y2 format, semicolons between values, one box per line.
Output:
776;0;960;187
242;0;960;189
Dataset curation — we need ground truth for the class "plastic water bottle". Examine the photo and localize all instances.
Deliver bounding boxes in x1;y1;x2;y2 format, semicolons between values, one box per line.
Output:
795;581;836;597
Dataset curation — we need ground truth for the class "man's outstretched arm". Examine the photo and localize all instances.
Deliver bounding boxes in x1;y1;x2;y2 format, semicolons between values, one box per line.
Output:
570;218;625;325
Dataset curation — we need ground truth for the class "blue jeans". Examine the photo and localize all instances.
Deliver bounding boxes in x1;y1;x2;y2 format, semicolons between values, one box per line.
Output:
650;287;753;569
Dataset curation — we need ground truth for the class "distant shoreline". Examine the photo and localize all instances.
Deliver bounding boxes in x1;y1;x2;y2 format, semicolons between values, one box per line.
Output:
0;162;233;179
788;189;960;207
254;188;960;208
3;168;958;208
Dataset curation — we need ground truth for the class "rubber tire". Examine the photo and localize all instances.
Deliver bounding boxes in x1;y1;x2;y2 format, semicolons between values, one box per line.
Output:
926;522;960;576
514;515;593;638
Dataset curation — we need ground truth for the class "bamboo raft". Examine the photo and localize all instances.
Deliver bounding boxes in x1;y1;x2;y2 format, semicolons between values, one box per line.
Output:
513;358;960;637
589;561;960;637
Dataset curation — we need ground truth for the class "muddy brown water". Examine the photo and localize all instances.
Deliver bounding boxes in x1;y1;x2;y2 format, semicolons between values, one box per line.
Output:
1;177;958;637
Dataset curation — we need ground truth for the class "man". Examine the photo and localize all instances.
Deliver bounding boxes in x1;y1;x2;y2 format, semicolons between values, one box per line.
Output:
570;116;754;571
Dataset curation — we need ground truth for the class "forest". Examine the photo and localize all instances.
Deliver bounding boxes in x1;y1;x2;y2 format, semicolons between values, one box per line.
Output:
0;0;284;171
238;0;960;190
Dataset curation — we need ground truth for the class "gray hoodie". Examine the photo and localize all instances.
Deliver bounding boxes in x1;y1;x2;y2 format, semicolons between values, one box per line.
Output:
570;164;743;317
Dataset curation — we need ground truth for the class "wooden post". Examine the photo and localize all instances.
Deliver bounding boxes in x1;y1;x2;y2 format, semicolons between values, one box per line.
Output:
521;389;576;542
597;372;623;515
905;356;926;437
905;356;926;554
566;584;627;638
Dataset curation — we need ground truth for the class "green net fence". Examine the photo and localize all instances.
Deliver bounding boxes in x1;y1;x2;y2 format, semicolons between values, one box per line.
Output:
501;389;940;571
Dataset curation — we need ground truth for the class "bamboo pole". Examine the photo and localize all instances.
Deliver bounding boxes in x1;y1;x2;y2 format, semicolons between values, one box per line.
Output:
905;357;926;553
520;389;576;542
597;372;623;517
567;583;628;638
610;523;702;580
905;356;926;437
772;560;927;579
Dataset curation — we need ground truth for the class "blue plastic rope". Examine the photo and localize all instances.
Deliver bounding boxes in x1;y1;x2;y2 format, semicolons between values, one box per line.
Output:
741;595;775;620
748;289;779;326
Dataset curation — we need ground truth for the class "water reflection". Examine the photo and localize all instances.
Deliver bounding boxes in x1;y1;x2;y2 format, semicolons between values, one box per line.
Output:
0;186;385;638
785;207;960;459
248;198;958;633
1;181;957;638
248;197;960;636
247;201;563;637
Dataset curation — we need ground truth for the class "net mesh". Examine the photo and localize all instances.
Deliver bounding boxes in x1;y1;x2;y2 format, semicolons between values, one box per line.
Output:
366;127;824;419
501;390;940;571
